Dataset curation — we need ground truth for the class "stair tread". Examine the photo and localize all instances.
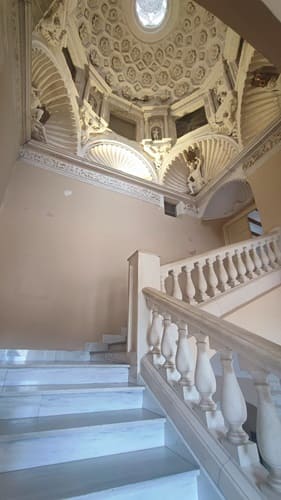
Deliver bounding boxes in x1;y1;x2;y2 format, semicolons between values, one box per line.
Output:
0;447;198;500
0;361;129;368
0;383;144;395
0;408;165;437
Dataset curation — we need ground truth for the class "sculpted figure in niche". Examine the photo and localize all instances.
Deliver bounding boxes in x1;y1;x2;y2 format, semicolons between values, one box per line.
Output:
31;85;47;142
39;0;66;47
151;126;162;141
184;146;205;195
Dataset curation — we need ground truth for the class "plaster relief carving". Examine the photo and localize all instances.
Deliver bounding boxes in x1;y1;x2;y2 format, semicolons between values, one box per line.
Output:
142;138;172;171
79;100;108;144
38;0;67;48
242;122;281;173
251;66;280;90
205;61;238;137
162;136;238;195
31;85;47;143
21;146;162;207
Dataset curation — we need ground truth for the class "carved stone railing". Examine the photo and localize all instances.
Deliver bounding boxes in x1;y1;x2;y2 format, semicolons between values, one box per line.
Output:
143;287;281;499
160;229;281;305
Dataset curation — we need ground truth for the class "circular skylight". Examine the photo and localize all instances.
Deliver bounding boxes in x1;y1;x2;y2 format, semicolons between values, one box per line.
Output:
136;0;168;29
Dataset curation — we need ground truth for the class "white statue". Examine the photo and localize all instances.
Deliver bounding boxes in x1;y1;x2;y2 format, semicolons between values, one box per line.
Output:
185;146;205;195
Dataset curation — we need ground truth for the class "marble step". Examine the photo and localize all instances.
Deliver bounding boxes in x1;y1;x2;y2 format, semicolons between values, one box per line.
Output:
0;383;145;418
90;351;129;363
0;408;165;472
0;349;91;363
102;334;127;344
0;447;199;500
0;362;129;387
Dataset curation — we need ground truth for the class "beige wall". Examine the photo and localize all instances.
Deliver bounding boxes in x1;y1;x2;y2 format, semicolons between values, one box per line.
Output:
0;1;21;205
224;286;281;345
0;160;224;349
247;149;281;232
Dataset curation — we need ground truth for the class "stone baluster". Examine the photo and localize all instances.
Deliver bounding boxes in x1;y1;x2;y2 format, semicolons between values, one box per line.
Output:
250;243;263;276
206;257;219;297
259;241;271;272
226;251;239;287
243;245;255;278
252;371;281;495
216;254;230;292
175;321;193;386
161;313;175;368
194;333;216;411
272;236;281;265
235;248;248;283
148;307;163;356
220;349;248;444
171;268;182;300
183;265;196;304
196;261;208;302
266;239;278;269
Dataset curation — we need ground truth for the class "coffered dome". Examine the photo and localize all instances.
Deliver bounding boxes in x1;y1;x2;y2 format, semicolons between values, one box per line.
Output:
75;0;227;106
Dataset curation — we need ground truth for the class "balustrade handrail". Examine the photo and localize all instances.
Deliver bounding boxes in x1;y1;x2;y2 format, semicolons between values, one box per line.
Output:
143;287;281;376
160;227;280;273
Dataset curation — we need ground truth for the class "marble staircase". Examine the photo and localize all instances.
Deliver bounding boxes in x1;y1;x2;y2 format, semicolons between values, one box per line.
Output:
0;356;199;499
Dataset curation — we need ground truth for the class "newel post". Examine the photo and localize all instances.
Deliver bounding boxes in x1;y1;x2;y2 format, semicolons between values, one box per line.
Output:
127;251;161;374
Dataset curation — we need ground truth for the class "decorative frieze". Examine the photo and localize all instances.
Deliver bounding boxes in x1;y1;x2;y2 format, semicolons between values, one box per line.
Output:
242;121;281;173
20;146;164;207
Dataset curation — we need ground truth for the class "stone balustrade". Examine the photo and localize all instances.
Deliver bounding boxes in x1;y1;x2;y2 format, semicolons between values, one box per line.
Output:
143;287;281;499
160;229;281;305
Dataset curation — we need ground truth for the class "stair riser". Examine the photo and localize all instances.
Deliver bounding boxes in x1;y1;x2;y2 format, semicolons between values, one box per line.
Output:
0;350;91;363
0;367;129;386
0;420;165;472
69;473;198;500
0;390;144;419
90;353;128;363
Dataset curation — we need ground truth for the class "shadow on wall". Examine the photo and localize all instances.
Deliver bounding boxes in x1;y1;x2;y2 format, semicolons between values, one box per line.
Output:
202;180;254;221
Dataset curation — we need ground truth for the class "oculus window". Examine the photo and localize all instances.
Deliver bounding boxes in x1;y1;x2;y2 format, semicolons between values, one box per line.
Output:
136;0;168;29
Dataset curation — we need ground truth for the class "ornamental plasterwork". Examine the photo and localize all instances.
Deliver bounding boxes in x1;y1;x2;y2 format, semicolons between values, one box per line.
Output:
204;59;238;138
79;100;108;144
85;139;157;180
142;138;172;173
37;0;68;47
242;119;281;173
20;146;164;207
162;135;239;194
75;0;227;106
31;85;47;142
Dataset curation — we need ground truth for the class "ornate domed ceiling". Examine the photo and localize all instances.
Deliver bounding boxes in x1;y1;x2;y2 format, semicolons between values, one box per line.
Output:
75;0;227;106
30;0;281;211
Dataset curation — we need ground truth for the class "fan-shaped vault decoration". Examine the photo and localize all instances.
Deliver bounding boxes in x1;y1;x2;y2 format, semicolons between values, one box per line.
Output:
86;140;157;181
32;41;80;153
161;135;239;194
239;50;281;146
